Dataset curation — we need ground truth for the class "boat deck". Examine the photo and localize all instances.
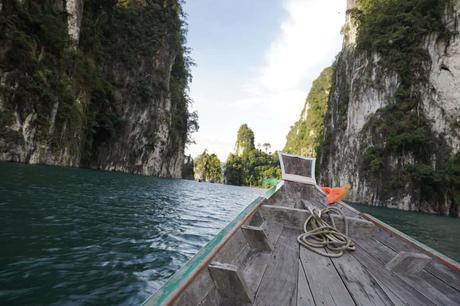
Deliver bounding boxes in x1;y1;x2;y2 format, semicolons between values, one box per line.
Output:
253;183;460;306
251;224;460;306
145;181;460;306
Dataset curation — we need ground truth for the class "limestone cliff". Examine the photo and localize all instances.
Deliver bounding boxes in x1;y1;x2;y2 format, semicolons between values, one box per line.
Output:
319;0;460;216
284;67;334;158
0;0;197;177
234;124;255;156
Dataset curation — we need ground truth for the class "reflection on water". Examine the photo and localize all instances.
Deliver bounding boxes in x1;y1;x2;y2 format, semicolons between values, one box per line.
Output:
350;203;460;262
0;162;262;305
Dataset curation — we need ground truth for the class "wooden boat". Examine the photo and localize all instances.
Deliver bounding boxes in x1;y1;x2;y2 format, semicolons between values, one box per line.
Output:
143;153;460;306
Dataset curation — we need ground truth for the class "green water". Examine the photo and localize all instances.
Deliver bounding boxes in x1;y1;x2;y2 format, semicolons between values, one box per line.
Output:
0;162;459;305
0;162;263;305
350;203;460;262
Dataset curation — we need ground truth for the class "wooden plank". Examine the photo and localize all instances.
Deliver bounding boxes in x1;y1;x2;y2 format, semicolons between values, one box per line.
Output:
254;227;300;306
402;272;460;305
328;250;394;305
171;268;214;306
246;210;265;227
330;215;375;239
300;247;355;305
426;261;460;292
197;286;221;306
297;259;315;306
354;236;394;264
374;228;460;291
240;250;272;295
352;244;436;306
359;236;460;305
259;205;309;229
263;184;292;208
264;221;283;247
212;229;249;264
208;262;253;303
365;214;460;272
241;223;273;252
385;251;432;275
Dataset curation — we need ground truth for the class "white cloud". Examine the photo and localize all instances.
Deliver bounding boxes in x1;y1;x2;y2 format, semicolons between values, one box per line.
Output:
186;135;234;161
231;0;345;155
187;0;345;161
260;0;344;92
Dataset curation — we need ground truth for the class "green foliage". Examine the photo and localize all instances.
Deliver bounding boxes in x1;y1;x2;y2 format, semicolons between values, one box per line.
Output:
403;153;460;210
350;0;458;210
0;2;93;158
447;154;460;208
361;146;384;176
0;0;196;164
225;124;280;187
284;67;334;157
224;150;281;187
194;150;222;183
182;155;194;180
235;124;255;154
356;0;449;78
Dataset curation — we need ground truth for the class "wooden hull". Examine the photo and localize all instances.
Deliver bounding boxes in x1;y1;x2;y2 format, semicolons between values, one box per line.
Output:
143;180;460;306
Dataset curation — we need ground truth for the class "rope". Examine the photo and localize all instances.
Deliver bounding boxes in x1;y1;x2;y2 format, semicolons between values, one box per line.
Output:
297;206;355;257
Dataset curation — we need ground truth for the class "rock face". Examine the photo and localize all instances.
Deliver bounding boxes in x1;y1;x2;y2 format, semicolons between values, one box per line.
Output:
319;0;460;216
0;0;195;178
234;124;255;156
284;67;334;158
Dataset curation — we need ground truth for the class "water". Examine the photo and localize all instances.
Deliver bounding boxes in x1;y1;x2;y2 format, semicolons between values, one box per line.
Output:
1;163;459;306
350;203;460;262
0;162;263;305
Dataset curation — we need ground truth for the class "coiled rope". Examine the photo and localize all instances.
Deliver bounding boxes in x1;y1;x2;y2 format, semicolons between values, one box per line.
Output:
297;206;355;257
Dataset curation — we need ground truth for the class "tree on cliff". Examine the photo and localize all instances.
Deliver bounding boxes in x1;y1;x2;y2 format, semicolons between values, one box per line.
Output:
235;124;255;156
284;67;334;158
0;0;197;177
194;150;222;183
225;125;280;187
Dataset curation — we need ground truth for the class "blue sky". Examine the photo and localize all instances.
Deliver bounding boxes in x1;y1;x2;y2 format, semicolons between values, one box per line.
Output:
184;0;346;160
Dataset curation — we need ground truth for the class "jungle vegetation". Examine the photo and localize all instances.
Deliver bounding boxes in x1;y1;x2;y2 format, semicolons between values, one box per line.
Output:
225;124;280;188
194;150;222;183
284;67;334;158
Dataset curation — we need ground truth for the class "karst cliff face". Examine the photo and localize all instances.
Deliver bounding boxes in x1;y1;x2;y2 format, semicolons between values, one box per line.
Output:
319;0;460;216
284;67;334;158
0;0;195;177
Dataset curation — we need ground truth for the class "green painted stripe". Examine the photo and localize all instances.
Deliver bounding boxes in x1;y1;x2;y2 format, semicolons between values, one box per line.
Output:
362;213;460;268
263;182;280;199
142;196;265;306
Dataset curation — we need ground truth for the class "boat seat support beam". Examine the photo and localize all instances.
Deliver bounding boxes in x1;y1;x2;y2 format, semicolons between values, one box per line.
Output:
208;262;254;303
241;223;273;252
385;251;432;275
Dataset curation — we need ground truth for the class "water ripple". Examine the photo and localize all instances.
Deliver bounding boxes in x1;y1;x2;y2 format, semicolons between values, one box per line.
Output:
0;162;263;305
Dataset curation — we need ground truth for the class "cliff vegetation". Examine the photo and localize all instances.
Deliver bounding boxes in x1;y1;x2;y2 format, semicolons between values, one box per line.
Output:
316;0;460;215
354;0;458;213
284;67;334;158
0;0;197;177
225;124;280;187
194;150;222;183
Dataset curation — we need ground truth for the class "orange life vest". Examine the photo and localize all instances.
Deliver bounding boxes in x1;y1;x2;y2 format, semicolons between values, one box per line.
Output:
321;185;350;205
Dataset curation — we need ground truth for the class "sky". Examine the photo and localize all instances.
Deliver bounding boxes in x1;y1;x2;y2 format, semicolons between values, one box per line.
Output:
184;0;346;161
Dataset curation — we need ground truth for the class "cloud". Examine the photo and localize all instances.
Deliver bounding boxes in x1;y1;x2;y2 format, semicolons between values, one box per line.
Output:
260;0;344;92
236;0;345;153
186;135;234;161
186;0;346;161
